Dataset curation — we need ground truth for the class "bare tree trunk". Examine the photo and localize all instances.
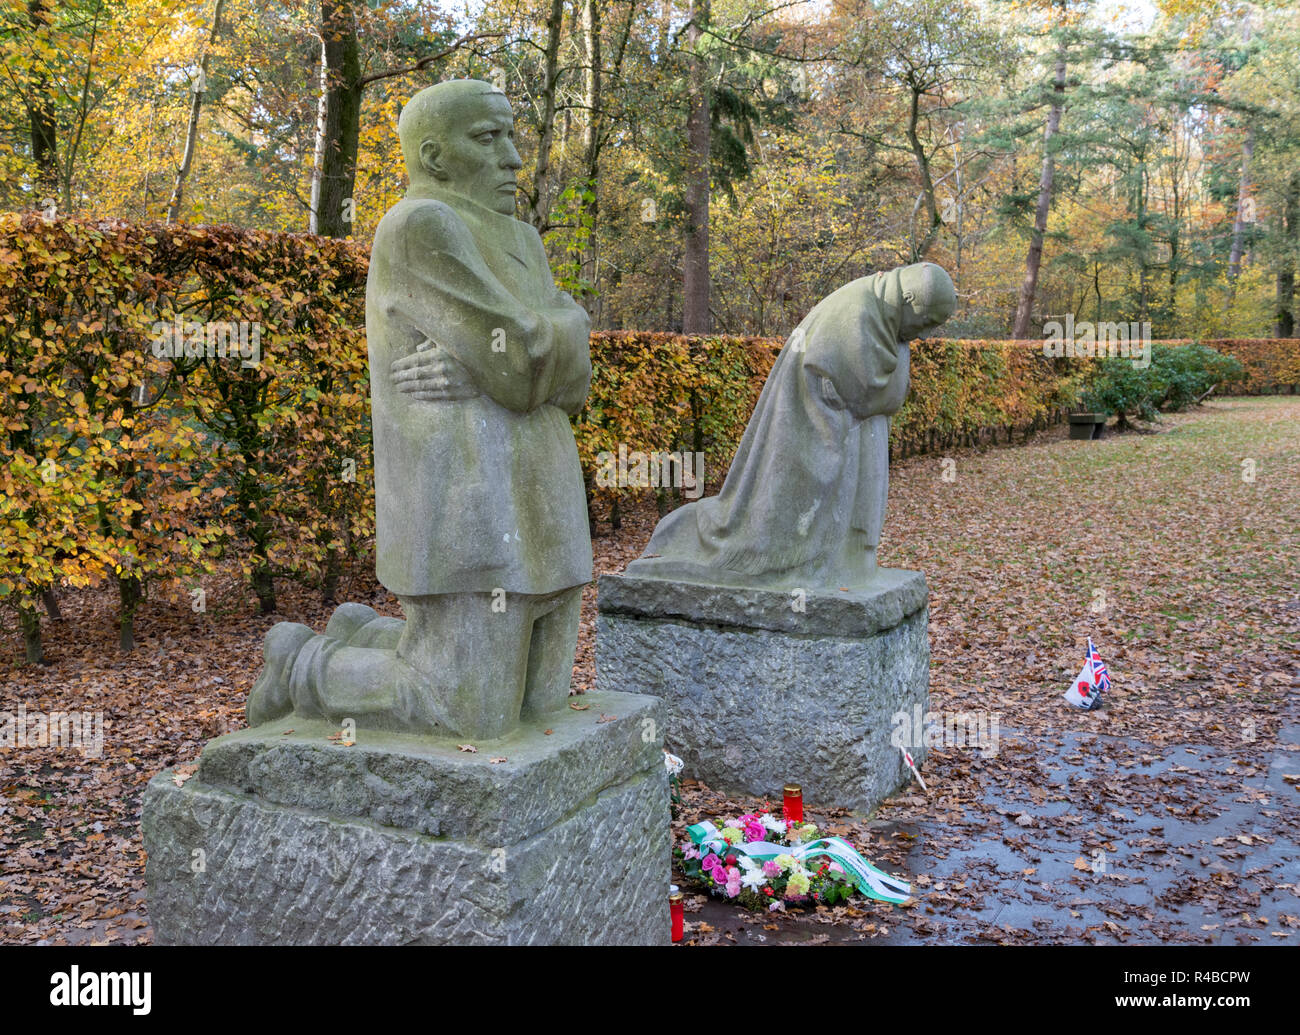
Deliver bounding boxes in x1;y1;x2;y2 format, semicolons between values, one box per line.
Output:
579;0;602;307
322;547;342;605
308;38;328;227
304;28;494;235
41;585;61;621
1227;10;1255;299
61;0;108;213
25;0;59;196
1227;131;1255;284
948;124;965;279
905;82;941;261
524;0;566;233
165;0;226;223
118;573;142;652
582;1;635;323
1277;269;1295;338
19;599;43;665
1012;40;1067;339
1276;170;1299;337
682;0;712;334
309;0;362;238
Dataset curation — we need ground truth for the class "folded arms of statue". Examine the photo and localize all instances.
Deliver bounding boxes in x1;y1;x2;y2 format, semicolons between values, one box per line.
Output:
387;203;591;415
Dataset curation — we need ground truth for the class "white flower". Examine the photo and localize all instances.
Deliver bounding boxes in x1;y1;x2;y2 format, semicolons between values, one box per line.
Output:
737;855;761;874
740;869;767;892
768;900;785;913
760;814;787;836
663;751;684;776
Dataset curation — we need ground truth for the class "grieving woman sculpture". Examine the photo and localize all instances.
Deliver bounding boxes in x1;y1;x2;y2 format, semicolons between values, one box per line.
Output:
625;262;956;591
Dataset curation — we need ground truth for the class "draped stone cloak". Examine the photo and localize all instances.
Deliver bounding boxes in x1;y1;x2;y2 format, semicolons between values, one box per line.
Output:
366;189;593;597
625;270;911;589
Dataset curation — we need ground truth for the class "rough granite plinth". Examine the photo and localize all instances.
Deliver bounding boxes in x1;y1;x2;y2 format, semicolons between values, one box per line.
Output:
596;570;929;814
142;690;669;945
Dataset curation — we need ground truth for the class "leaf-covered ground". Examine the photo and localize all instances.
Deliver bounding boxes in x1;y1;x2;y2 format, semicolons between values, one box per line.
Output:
1;397;1296;944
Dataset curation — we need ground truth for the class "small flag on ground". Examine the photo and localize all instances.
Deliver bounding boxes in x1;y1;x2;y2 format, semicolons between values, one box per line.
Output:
1087;637;1111;692
1063;638;1108;710
901;746;928;792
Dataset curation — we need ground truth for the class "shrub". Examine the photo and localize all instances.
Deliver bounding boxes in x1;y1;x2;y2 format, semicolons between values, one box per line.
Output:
1081;344;1244;427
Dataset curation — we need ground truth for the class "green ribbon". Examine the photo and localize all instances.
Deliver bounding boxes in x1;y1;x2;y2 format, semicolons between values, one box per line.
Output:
687;821;911;906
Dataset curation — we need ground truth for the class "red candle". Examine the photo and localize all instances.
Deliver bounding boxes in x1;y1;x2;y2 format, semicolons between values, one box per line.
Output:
783;783;803;824
669;890;684;942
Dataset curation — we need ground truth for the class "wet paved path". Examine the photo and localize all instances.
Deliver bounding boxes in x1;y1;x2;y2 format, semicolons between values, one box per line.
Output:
682;715;1300;945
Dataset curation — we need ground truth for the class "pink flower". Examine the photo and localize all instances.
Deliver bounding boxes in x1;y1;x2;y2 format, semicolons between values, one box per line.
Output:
737;813;759;825
744;822;766;842
683;845;700;861
762;860;782;877
701;854;720;874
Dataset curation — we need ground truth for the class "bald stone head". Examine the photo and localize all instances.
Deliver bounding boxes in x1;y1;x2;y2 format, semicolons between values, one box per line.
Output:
896;262;956;342
398;79;523;215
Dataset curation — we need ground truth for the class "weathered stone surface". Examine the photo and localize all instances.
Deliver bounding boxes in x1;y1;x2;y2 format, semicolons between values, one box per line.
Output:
596;575;929;813
143;692;670;945
597;567;927;637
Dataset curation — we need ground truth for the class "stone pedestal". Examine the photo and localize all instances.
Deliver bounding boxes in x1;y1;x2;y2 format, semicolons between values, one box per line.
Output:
596;570;929;814
142;691;669;945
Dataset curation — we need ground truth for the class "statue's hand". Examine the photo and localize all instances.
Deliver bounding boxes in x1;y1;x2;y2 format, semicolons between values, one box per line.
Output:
391;340;479;401
818;375;847;411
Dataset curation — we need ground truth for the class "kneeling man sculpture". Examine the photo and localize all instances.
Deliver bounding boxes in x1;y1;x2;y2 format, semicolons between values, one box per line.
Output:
142;80;668;946
248;78;592;740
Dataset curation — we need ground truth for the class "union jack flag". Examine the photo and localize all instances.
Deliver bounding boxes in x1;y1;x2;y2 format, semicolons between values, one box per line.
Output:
1087;638;1110;693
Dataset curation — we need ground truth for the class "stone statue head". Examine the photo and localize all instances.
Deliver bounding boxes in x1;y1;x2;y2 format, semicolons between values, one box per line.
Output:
397;79;523;215
895;262;957;342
